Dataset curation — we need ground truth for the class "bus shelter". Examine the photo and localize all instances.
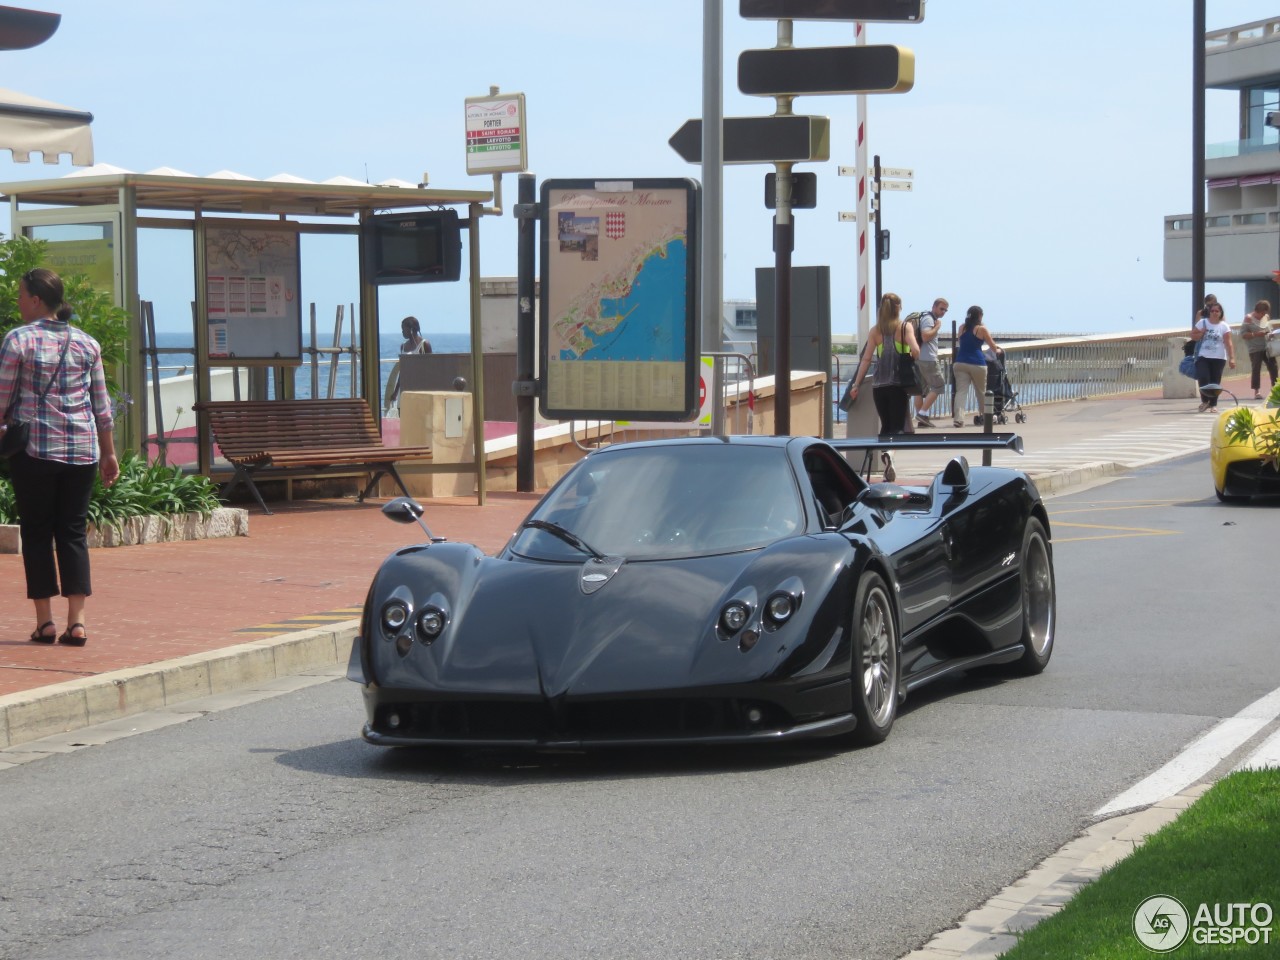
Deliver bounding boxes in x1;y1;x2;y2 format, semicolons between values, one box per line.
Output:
1;169;493;502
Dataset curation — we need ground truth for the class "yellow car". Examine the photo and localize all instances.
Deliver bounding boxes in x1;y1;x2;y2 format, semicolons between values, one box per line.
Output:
1210;404;1280;501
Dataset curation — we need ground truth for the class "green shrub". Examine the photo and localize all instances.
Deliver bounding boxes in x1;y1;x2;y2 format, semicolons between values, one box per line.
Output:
0;453;222;528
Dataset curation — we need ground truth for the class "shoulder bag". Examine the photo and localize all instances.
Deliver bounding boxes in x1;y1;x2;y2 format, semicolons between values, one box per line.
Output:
0;333;71;460
897;324;923;396
1178;325;1202;379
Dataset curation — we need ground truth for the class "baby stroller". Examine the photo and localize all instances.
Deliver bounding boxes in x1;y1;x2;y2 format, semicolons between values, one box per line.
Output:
972;351;1027;425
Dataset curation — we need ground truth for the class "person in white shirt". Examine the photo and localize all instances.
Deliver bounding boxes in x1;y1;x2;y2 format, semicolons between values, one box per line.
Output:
912;298;948;427
1191;300;1236;412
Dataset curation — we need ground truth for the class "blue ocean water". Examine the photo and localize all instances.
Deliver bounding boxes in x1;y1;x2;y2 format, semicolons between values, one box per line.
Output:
146;329;471;400
566;239;687;362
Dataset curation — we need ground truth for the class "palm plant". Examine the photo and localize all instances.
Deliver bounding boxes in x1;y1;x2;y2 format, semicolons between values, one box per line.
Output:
1224;381;1280;473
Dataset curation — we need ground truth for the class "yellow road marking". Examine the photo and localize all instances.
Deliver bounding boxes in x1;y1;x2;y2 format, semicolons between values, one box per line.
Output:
1050;519;1177;543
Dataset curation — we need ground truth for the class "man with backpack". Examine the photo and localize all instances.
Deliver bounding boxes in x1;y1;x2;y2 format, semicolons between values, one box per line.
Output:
909;298;949;428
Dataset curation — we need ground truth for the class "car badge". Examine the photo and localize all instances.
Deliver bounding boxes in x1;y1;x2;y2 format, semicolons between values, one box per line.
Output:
581;556;624;594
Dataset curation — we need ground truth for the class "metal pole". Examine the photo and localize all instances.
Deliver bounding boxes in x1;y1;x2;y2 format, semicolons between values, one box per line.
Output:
772;18;795;437
873;154;883;311
1191;0;1206;319
774;163;793;436
467;202;487;505
515;173;537;492
702;0;725;436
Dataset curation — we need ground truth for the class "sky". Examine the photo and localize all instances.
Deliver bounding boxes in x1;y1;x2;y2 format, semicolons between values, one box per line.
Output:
2;0;1278;338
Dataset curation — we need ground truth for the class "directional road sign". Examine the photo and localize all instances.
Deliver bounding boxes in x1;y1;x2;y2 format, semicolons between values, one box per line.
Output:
739;0;925;22
739;45;914;97
880;166;913;180
876;180;912;192
669;115;830;164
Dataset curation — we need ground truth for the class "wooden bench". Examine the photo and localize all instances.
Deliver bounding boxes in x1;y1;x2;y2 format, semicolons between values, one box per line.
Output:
193;399;432;515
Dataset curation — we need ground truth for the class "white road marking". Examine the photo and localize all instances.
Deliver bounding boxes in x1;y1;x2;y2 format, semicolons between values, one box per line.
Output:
1096;686;1280;815
1235;727;1280;771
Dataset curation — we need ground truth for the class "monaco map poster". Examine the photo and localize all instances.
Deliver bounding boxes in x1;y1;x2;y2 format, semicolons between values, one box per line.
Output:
540;179;699;421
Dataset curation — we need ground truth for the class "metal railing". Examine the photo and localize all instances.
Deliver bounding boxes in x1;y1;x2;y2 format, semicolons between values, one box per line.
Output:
833;329;1195;424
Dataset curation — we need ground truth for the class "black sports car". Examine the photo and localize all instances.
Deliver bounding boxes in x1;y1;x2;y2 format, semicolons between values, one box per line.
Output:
347;434;1055;749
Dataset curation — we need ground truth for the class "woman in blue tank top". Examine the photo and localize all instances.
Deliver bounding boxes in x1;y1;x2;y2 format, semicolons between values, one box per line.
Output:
951;305;1000;427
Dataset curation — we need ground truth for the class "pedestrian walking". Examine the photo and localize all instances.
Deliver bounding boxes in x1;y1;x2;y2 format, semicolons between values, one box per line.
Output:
847;292;920;480
1191;300;1236;412
0;268;119;646
950;306;999;427
911;298;948;428
1239;299;1277;400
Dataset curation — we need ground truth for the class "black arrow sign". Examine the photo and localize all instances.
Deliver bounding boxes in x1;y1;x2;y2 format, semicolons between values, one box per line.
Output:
739;0;925;22
668;115;830;165
739;45;913;97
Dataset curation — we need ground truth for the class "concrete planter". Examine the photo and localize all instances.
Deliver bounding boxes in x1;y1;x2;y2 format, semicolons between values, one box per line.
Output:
0;507;248;554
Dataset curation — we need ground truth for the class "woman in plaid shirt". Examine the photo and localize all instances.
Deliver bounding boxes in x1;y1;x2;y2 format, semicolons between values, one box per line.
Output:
0;268;119;646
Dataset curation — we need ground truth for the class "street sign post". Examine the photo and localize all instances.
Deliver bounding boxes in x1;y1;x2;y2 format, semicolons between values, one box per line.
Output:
739;0;925;22
738;45;914;97
668;115;830;164
876;179;912;192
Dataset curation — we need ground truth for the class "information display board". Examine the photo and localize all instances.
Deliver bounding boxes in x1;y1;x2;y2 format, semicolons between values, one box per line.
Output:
201;219;302;366
539;178;699;421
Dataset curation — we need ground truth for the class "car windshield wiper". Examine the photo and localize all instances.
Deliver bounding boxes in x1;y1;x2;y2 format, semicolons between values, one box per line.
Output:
521;519;606;560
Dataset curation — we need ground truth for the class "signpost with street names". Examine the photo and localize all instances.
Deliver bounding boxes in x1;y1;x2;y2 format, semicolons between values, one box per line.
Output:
738;45;914;97
876;179;912;191
668;115;830;165
739;0;925;22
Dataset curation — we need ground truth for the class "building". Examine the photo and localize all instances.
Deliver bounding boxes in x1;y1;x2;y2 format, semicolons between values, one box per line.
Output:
721;298;757;350
1164;16;1280;311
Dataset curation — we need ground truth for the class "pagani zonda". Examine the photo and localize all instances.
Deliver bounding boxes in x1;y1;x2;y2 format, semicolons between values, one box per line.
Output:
348;434;1055;748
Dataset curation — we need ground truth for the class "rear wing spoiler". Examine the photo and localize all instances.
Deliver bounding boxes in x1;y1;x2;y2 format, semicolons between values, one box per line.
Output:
831;433;1024;455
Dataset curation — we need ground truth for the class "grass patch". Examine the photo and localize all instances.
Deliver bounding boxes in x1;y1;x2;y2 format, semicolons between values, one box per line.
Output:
1000;769;1280;958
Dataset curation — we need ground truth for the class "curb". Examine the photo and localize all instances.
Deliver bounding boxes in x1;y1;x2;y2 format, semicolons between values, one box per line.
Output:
1025;461;1127;497
898;784;1211;959
0;620;358;750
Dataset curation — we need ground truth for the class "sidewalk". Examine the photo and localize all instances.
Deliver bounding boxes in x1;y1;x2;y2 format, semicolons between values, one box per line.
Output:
0;375;1262;748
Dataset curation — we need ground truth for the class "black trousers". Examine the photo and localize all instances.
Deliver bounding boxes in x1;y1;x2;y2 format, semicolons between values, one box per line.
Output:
873;385;911;435
8;451;97;599
1249;350;1278;392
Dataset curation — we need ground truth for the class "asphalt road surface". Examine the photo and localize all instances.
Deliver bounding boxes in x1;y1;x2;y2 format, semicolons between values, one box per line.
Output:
2;456;1276;960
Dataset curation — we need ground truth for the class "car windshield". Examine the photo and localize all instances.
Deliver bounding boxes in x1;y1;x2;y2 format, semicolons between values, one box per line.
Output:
510;444;805;560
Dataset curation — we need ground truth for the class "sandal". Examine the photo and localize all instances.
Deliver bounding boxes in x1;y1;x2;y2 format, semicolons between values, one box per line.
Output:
29;620;56;644
57;623;88;647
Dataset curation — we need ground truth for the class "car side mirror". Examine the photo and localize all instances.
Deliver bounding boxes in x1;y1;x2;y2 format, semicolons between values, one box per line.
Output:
382;496;438;540
858;482;915;512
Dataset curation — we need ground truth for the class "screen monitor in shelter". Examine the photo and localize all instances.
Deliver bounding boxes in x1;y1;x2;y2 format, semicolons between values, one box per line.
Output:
366;210;462;285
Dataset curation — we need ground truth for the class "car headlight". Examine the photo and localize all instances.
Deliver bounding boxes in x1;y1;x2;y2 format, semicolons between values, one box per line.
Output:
764;592;796;626
381;600;409;635
417;606;446;642
720;600;751;635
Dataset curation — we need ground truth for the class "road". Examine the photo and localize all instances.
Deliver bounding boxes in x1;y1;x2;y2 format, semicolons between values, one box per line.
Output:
1;456;1277;960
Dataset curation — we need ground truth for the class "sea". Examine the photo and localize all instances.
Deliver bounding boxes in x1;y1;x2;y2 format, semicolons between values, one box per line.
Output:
145;330;472;401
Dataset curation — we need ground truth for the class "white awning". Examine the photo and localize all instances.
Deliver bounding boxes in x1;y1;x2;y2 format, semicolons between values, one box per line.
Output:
0;86;93;165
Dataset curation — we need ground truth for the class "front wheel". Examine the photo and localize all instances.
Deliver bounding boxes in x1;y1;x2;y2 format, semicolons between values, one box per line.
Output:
1012;517;1055;675
848;572;899;745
